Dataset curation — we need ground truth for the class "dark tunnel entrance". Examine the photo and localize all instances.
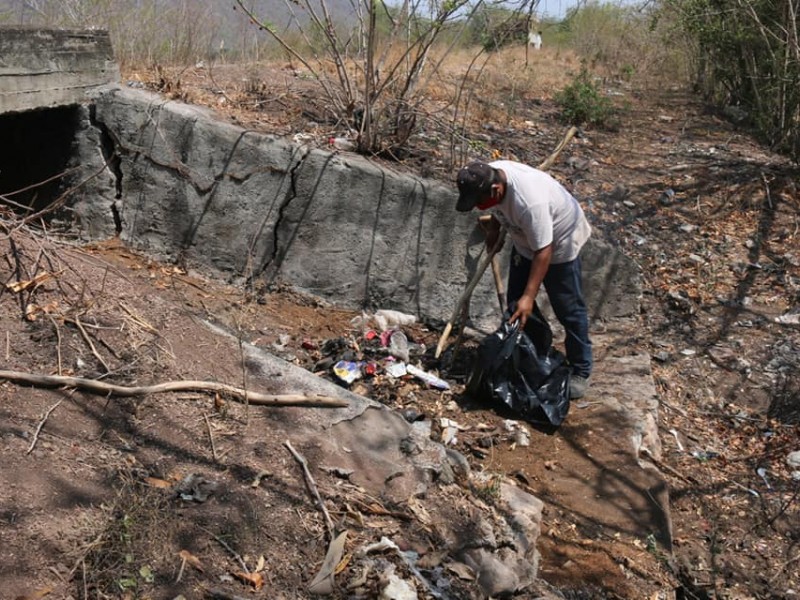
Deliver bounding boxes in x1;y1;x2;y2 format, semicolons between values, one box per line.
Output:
0;105;80;214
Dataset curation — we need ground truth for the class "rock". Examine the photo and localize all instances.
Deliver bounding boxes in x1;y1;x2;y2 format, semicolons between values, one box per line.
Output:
787;451;800;469
463;548;521;598
500;482;544;557
444;448;471;482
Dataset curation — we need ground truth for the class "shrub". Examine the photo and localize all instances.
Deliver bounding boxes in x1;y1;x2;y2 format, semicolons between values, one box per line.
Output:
555;68;616;128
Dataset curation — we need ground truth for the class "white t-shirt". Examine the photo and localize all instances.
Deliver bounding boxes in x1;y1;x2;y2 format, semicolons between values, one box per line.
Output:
489;160;591;264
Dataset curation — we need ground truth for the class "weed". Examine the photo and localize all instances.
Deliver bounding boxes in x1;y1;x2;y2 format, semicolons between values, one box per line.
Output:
555;68;617;128
474;475;502;502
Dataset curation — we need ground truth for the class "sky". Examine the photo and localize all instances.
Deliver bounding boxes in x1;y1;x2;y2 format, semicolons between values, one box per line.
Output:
537;0;574;19
535;0;642;20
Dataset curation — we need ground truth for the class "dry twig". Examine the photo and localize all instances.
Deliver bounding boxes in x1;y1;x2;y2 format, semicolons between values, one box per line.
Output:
47;315;63;375
203;412;219;462
285;440;335;541
0;370;349;408
72;315;111;374
199;526;249;574
26;397;65;455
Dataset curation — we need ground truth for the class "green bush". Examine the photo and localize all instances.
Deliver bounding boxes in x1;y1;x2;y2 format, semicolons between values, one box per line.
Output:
555;69;616;128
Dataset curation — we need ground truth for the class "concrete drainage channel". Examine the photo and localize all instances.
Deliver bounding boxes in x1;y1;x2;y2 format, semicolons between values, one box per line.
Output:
1;27;673;597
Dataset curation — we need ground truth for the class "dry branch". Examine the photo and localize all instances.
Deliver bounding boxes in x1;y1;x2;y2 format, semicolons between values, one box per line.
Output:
0;370;349;408
26;398;64;455
538;126;578;171
285;440;335;541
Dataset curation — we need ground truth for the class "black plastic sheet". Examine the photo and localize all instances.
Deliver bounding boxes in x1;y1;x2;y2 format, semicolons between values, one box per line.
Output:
466;309;571;426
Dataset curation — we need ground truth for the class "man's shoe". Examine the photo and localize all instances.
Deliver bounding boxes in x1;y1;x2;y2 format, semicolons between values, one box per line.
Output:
570;375;589;399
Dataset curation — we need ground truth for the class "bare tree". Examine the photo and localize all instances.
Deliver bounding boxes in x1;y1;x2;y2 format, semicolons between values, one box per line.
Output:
233;0;537;155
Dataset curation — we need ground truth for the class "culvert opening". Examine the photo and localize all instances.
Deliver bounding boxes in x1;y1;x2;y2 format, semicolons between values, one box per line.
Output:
0;105;80;215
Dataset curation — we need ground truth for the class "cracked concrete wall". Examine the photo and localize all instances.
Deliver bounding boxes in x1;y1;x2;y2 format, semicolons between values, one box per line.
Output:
84;85;640;326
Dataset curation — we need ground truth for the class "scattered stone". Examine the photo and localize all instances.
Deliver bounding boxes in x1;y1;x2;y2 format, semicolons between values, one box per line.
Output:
775;311;800;325
787;451;800;469
401;408;424;423
445;448;471;482
175;473;218;502
688;253;705;265
659;188;676;205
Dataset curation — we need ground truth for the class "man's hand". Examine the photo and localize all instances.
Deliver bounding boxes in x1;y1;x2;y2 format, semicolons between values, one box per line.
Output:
510;293;535;329
510;245;553;330
478;215;504;252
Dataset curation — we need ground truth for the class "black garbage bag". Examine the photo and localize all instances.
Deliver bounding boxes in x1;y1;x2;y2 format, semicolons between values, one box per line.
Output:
466;309;571;426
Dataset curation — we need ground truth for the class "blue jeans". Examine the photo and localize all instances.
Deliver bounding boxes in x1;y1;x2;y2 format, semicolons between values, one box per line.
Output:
507;247;592;378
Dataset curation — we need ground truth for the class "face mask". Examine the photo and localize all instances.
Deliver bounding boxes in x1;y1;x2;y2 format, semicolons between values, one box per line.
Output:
476;196;500;210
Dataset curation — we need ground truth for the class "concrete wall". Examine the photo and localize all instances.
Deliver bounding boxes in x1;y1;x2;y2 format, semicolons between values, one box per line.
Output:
0;28;119;115
83;85;640;328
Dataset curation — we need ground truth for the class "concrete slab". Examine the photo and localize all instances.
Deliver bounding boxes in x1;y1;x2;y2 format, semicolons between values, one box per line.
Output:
514;346;671;547
0;27;119;114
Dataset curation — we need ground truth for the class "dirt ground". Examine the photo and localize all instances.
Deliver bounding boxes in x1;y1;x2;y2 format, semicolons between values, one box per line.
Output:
2;47;799;599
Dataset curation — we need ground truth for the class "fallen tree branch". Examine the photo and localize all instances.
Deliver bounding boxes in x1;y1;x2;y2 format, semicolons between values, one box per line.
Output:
73;315;111;374
26;397;64;455
538;126;578;171
285;440;335;541
0;370;349;408
203;412;219;462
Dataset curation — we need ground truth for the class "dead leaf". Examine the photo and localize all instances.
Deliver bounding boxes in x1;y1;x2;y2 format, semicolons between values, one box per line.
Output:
178;549;204;572
6;272;54;293
416;550;447;569
334;553;351;575
446;561;476;581
145;477;172;489
308;530;348;595
24;300;59;322
14;587;53;600
233;570;264;590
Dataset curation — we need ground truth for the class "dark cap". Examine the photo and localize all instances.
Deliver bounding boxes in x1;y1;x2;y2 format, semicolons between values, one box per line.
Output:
456;161;496;212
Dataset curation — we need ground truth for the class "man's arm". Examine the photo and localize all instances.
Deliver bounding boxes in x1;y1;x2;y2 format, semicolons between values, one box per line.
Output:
509;244;552;328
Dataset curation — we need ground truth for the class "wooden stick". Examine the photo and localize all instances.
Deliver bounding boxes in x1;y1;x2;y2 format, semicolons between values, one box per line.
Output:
0;370;349;408
199;526;249;573
73;315;111;374
537;126;578;171
47;315;62;376
26;398;64;455
203;412;219;462
479;214;506;314
285;440;335;541
435;242;500;358
489;255;506;313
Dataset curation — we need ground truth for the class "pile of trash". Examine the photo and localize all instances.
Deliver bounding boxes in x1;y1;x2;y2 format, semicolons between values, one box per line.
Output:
300;309;452;399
